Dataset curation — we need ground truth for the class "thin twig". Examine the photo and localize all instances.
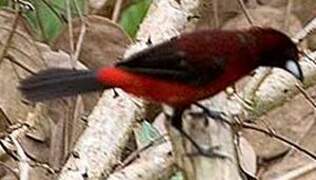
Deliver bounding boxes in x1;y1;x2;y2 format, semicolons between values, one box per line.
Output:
0;8;20;65
227;86;254;111
212;0;219;28
0;107;13;126
70;1;87;160
115;134;167;171
6;123;30;134
0;123;30;161
283;0;293;31
0;140;19;161
72;0;86;62
295;84;316;109
240;121;316;160
0;25;47;67
33;1;48;42
201;110;316;160
299;50;316;65
112;0;123;22
29;161;56;174
10;136;29;180
66;0;75;67
293;16;316;43
5;54;36;75
236;0;254;25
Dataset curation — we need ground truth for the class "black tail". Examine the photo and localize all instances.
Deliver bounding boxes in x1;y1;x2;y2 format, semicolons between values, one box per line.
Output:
19;68;108;102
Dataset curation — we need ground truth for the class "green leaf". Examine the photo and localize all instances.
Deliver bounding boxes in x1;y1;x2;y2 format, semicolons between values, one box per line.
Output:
136;120;161;146
119;0;152;38
24;0;85;42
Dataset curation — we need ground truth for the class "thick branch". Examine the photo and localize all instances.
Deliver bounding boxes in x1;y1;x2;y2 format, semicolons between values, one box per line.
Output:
107;143;173;180
58;91;139;179
58;0;202;179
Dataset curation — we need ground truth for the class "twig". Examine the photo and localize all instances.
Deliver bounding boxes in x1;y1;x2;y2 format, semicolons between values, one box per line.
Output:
299;50;316;65
29;161;56;174
0;24;47;67
65;0;76;67
33;1;48;42
283;0;293;31
227;86;254;111
236;0;254;25
239;120;316;160
112;0;123;22
0;8;20;65
10;136;29;180
107;143;173;180
5;54;36;75
293;16;316;43
115;134;167;171
197;109;316;161
0;107;13;126
295;84;316;109
0;140;19;161
212;0;219;28
72;0;86;62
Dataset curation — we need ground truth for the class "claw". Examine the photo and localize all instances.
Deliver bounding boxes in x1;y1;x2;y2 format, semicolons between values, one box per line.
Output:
193;102;227;121
186;145;232;160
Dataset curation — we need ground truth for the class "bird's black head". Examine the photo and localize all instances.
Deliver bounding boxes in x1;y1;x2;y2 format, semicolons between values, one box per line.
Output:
252;28;304;82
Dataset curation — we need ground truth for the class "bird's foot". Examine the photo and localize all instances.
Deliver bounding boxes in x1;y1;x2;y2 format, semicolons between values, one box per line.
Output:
186;145;230;159
175;124;230;159
192;103;228;127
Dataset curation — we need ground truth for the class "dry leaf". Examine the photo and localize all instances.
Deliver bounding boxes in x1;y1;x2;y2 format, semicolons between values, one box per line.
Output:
242;84;316;159
18;45;89;170
261;120;316;179
222;6;302;37
53;15;131;69
0;10;46;133
237;136;257;179
260;92;316;179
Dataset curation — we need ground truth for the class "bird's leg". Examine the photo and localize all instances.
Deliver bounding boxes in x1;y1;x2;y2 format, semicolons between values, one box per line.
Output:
170;108;227;158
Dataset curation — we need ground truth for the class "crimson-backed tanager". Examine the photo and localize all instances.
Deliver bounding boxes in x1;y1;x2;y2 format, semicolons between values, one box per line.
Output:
18;27;303;151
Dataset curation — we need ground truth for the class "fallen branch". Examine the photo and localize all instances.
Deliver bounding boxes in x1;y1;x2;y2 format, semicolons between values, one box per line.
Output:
107;143;173;180
58;0;203;179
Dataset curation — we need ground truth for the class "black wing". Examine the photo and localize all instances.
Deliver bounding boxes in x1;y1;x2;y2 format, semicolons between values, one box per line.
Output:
116;40;226;85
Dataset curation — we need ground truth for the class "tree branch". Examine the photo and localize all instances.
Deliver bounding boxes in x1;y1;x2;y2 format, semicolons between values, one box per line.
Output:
58;0;204;179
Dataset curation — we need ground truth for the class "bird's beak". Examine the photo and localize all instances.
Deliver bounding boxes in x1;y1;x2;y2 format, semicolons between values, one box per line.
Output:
284;60;304;82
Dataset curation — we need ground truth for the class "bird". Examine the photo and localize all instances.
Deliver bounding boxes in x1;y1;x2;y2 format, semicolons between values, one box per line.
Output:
18;27;303;154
